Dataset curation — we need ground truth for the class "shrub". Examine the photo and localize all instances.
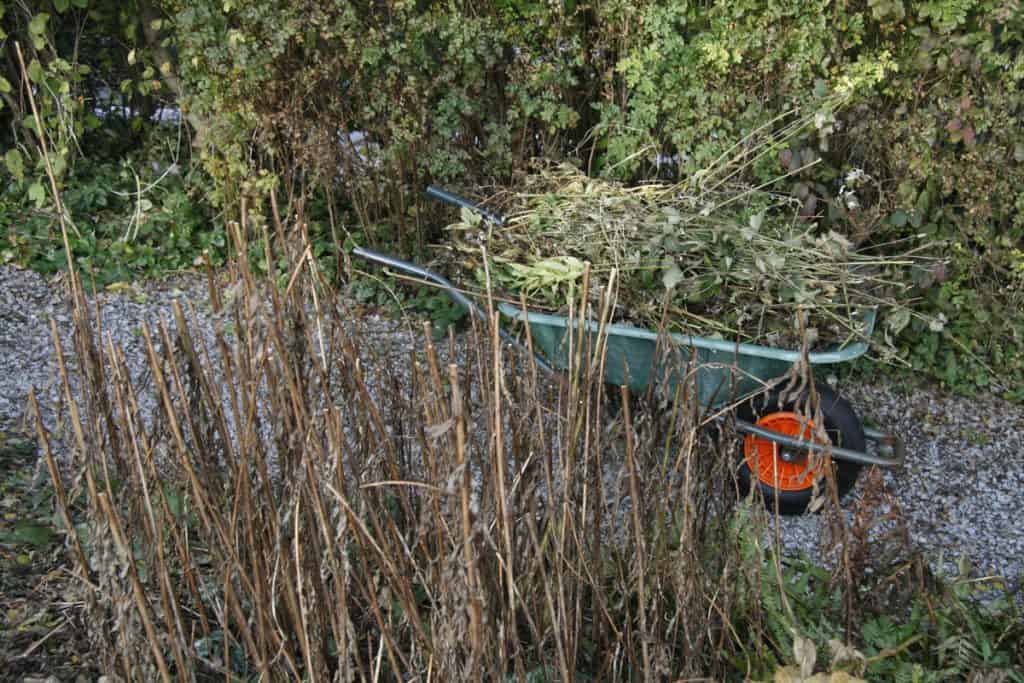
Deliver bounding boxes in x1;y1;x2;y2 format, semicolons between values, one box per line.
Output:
3;0;1022;394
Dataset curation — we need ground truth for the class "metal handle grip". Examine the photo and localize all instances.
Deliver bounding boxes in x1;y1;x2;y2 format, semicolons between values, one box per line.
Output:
425;185;505;226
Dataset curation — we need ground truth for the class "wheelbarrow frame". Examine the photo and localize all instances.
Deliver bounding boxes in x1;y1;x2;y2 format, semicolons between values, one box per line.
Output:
351;186;904;470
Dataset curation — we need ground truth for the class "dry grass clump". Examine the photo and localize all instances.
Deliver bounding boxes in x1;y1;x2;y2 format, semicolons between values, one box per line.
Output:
32;209;794;681
30;205;1024;680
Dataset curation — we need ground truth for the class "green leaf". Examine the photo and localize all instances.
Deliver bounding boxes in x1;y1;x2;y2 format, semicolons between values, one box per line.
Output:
13;520;55;547
886;307;911;335
54;0;70;12
72;0;89;7
0;76;11;93
28;182;46;206
662;261;684;290
27;59;44;83
29;13;50;35
889;210;908;227
5;148;24;182
748;212;764;231
459;206;482;227
51;152;66;178
29;13;49;48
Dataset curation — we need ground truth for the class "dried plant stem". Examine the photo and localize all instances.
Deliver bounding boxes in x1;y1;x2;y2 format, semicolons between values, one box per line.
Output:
449;363;482;669
38;193;838;680
621;385;652;678
96;491;174;683
28;389;88;573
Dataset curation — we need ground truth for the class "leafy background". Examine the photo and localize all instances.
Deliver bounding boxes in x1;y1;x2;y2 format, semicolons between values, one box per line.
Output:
1;0;1022;398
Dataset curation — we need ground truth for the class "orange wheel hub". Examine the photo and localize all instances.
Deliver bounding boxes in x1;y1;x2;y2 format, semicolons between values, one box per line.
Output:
743;412;828;492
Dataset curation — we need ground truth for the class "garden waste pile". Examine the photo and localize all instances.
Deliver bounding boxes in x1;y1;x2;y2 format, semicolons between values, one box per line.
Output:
445;162;939;354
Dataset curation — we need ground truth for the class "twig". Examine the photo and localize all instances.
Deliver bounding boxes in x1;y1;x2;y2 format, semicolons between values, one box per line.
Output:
17;617;70;660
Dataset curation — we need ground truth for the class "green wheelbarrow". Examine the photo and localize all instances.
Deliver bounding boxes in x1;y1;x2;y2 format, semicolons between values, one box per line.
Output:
353;187;904;515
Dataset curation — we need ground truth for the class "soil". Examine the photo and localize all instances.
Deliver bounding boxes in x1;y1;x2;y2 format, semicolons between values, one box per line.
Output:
0;426;96;683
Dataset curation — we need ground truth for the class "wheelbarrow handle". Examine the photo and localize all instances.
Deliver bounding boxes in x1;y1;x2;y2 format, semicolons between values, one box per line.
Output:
351;246;552;373
426;185;506;226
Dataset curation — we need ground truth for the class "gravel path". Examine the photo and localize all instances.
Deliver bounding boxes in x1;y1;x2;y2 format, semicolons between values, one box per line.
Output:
2;264;1022;590
780;379;1024;587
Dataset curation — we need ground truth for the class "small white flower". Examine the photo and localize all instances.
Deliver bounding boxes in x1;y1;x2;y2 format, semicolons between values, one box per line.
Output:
844;168;868;186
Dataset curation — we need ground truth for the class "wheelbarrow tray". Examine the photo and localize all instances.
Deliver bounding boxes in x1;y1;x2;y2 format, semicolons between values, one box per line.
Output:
498;303;876;410
498;302;901;467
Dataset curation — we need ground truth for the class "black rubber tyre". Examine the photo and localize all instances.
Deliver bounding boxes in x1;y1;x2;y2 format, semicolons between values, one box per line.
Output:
736;383;864;515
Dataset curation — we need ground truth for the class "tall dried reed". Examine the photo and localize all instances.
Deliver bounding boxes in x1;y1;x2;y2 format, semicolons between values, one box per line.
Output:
32;209;828;681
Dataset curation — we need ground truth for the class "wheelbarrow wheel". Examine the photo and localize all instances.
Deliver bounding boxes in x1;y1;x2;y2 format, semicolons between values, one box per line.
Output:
736;383;864;515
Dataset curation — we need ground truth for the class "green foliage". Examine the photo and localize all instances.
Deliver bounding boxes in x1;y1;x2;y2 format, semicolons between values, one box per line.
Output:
575;0;1023;397
856;571;1024;681
742;551;1024;682
1;149;223;283
166;0;584;242
1;0;1023;396
0;1;223;283
347;268;468;339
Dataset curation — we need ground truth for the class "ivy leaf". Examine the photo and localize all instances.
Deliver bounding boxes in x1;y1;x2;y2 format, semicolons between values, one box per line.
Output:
5;149;25;182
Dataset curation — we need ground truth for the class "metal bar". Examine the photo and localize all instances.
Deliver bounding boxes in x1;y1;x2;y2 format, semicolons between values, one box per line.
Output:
425;185;505;226
351;246;553;373
734;418;905;468
864;426;905;463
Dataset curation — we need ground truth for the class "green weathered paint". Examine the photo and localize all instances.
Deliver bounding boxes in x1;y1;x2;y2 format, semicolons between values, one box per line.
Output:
498;304;876;408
